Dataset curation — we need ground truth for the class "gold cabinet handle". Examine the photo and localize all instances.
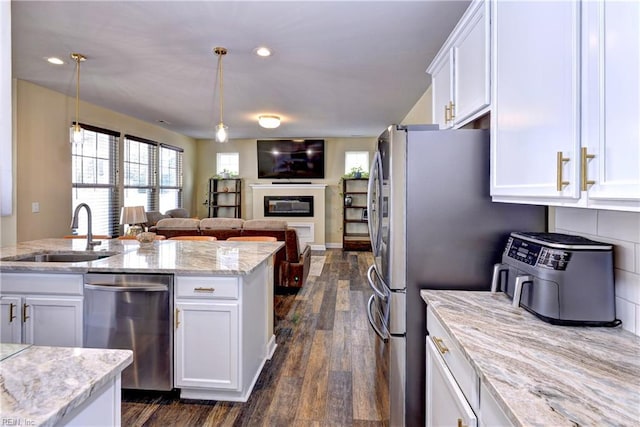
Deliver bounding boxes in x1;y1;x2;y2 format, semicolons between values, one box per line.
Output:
581;147;595;191
444;105;451;123
175;308;180;329
8;303;16;323
194;287;215;293
457;418;468;427
556;151;570;191
432;336;449;354
449;101;455;121
22;303;29;322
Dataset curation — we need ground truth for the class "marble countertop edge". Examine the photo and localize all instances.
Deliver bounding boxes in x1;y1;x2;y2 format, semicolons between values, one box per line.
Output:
1;346;133;427
421;290;640;427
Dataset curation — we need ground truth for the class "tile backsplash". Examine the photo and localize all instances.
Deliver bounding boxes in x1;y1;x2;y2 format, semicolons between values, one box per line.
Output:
553;207;640;336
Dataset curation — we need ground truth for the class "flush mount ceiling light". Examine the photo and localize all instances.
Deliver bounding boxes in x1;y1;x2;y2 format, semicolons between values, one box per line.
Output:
258;115;281;129
213;47;229;143
47;57;64;65
254;46;272;57
69;53;86;145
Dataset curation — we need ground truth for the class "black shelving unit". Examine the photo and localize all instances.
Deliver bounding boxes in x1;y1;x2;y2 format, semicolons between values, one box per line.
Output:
342;178;371;251
207;178;242;218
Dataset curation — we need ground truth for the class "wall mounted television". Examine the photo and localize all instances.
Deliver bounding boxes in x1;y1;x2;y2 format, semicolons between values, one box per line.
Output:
257;139;325;179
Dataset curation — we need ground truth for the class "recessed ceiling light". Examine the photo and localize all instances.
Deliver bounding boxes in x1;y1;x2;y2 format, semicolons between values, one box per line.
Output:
254;46;272;57
47;57;64;65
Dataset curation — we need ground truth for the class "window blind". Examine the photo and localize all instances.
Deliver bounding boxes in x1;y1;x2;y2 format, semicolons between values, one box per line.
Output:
123;135;158;211
159;144;183;212
71;125;119;236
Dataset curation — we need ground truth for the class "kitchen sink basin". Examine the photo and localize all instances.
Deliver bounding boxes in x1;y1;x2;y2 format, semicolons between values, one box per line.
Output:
1;251;118;263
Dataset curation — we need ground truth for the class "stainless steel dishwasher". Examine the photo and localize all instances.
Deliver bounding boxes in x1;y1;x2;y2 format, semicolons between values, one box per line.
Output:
83;273;173;390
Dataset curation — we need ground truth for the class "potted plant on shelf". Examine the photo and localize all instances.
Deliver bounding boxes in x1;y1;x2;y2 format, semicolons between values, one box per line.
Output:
213;169;238;179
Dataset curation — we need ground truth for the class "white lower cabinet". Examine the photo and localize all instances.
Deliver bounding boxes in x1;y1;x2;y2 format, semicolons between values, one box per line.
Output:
173;263;273;402
426;305;513;427
175;300;239;390
0;273;83;346
426;337;477;427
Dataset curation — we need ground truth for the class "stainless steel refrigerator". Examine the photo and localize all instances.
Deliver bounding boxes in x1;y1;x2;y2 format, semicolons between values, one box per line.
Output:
366;125;547;426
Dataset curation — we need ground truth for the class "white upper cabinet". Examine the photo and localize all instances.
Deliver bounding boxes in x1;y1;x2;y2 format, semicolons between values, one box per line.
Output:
427;0;490;129
581;0;640;210
490;0;581;201
430;52;453;129
491;0;639;211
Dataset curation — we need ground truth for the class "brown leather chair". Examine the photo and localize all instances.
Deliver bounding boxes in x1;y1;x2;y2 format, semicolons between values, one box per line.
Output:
278;229;311;288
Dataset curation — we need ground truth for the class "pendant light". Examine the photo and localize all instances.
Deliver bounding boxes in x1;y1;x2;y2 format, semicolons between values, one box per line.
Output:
70;53;86;145
214;47;229;143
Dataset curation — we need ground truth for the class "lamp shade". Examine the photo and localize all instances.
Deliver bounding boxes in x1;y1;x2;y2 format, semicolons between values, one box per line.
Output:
120;206;147;225
258;115;281;129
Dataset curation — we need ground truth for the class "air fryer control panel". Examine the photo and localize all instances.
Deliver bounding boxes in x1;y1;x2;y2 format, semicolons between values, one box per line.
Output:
505;236;572;271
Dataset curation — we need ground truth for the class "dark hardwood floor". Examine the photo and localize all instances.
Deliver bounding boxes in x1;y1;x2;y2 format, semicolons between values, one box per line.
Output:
122;249;389;426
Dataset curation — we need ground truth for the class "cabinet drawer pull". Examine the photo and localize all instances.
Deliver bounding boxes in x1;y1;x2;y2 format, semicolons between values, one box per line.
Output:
433;336;449;354
175;308;180;329
445;105;451;123
457;418;467;427
580;147;595;191
194;287;215;293
449;101;455;120
22;303;29;322
556;151;570;191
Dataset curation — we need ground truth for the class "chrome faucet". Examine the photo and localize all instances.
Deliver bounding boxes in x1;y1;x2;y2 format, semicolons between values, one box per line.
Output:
71;203;102;250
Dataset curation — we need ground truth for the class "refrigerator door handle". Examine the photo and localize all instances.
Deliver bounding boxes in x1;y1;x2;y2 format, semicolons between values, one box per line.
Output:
367;264;389;300
367;151;384;256
366;294;389;342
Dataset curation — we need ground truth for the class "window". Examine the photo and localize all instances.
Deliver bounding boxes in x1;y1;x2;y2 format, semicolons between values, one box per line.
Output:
123;135;157;211
71;124;120;236
122;136;183;214
159;144;183;212
345;151;370;174
216;152;239;175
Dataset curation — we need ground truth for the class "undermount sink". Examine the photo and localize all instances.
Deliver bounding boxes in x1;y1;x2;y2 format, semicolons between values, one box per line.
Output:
1;251;118;263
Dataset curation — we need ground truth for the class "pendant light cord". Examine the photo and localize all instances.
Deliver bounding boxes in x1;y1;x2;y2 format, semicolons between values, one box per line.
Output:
75;55;80;131
218;52;224;124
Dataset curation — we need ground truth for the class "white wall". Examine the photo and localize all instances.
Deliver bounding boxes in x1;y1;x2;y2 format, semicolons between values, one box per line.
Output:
552;207;640;336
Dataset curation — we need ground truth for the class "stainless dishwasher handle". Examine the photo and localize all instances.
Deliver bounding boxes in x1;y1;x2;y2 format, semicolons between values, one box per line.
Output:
84;284;168;292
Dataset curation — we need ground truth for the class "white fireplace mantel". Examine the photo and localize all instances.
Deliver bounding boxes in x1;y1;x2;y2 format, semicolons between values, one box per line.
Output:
249;184;328;190
249;183;327;250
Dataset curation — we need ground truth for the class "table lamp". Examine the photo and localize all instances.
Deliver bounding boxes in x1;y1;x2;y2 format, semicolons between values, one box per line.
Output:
120;206;147;236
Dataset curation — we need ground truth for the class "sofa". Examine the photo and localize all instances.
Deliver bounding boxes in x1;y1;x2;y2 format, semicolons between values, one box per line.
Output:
152;218;311;289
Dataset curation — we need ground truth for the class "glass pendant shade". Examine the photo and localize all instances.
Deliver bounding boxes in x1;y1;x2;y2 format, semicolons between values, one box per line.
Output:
70;124;84;145
215;122;229;143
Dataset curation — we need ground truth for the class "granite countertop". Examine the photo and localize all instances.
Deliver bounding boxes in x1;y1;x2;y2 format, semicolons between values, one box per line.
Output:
421;290;640;426
0;345;132;427
0;238;283;275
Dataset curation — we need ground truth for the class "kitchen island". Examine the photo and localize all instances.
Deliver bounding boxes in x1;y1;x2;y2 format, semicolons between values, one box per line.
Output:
0;238;283;403
0;343;132;427
421;290;640;426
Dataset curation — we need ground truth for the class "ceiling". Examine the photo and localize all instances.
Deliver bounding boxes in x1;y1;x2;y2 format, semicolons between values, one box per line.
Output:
11;1;470;140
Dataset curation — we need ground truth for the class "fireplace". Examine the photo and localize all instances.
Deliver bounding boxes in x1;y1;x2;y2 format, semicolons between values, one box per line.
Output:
264;196;314;217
